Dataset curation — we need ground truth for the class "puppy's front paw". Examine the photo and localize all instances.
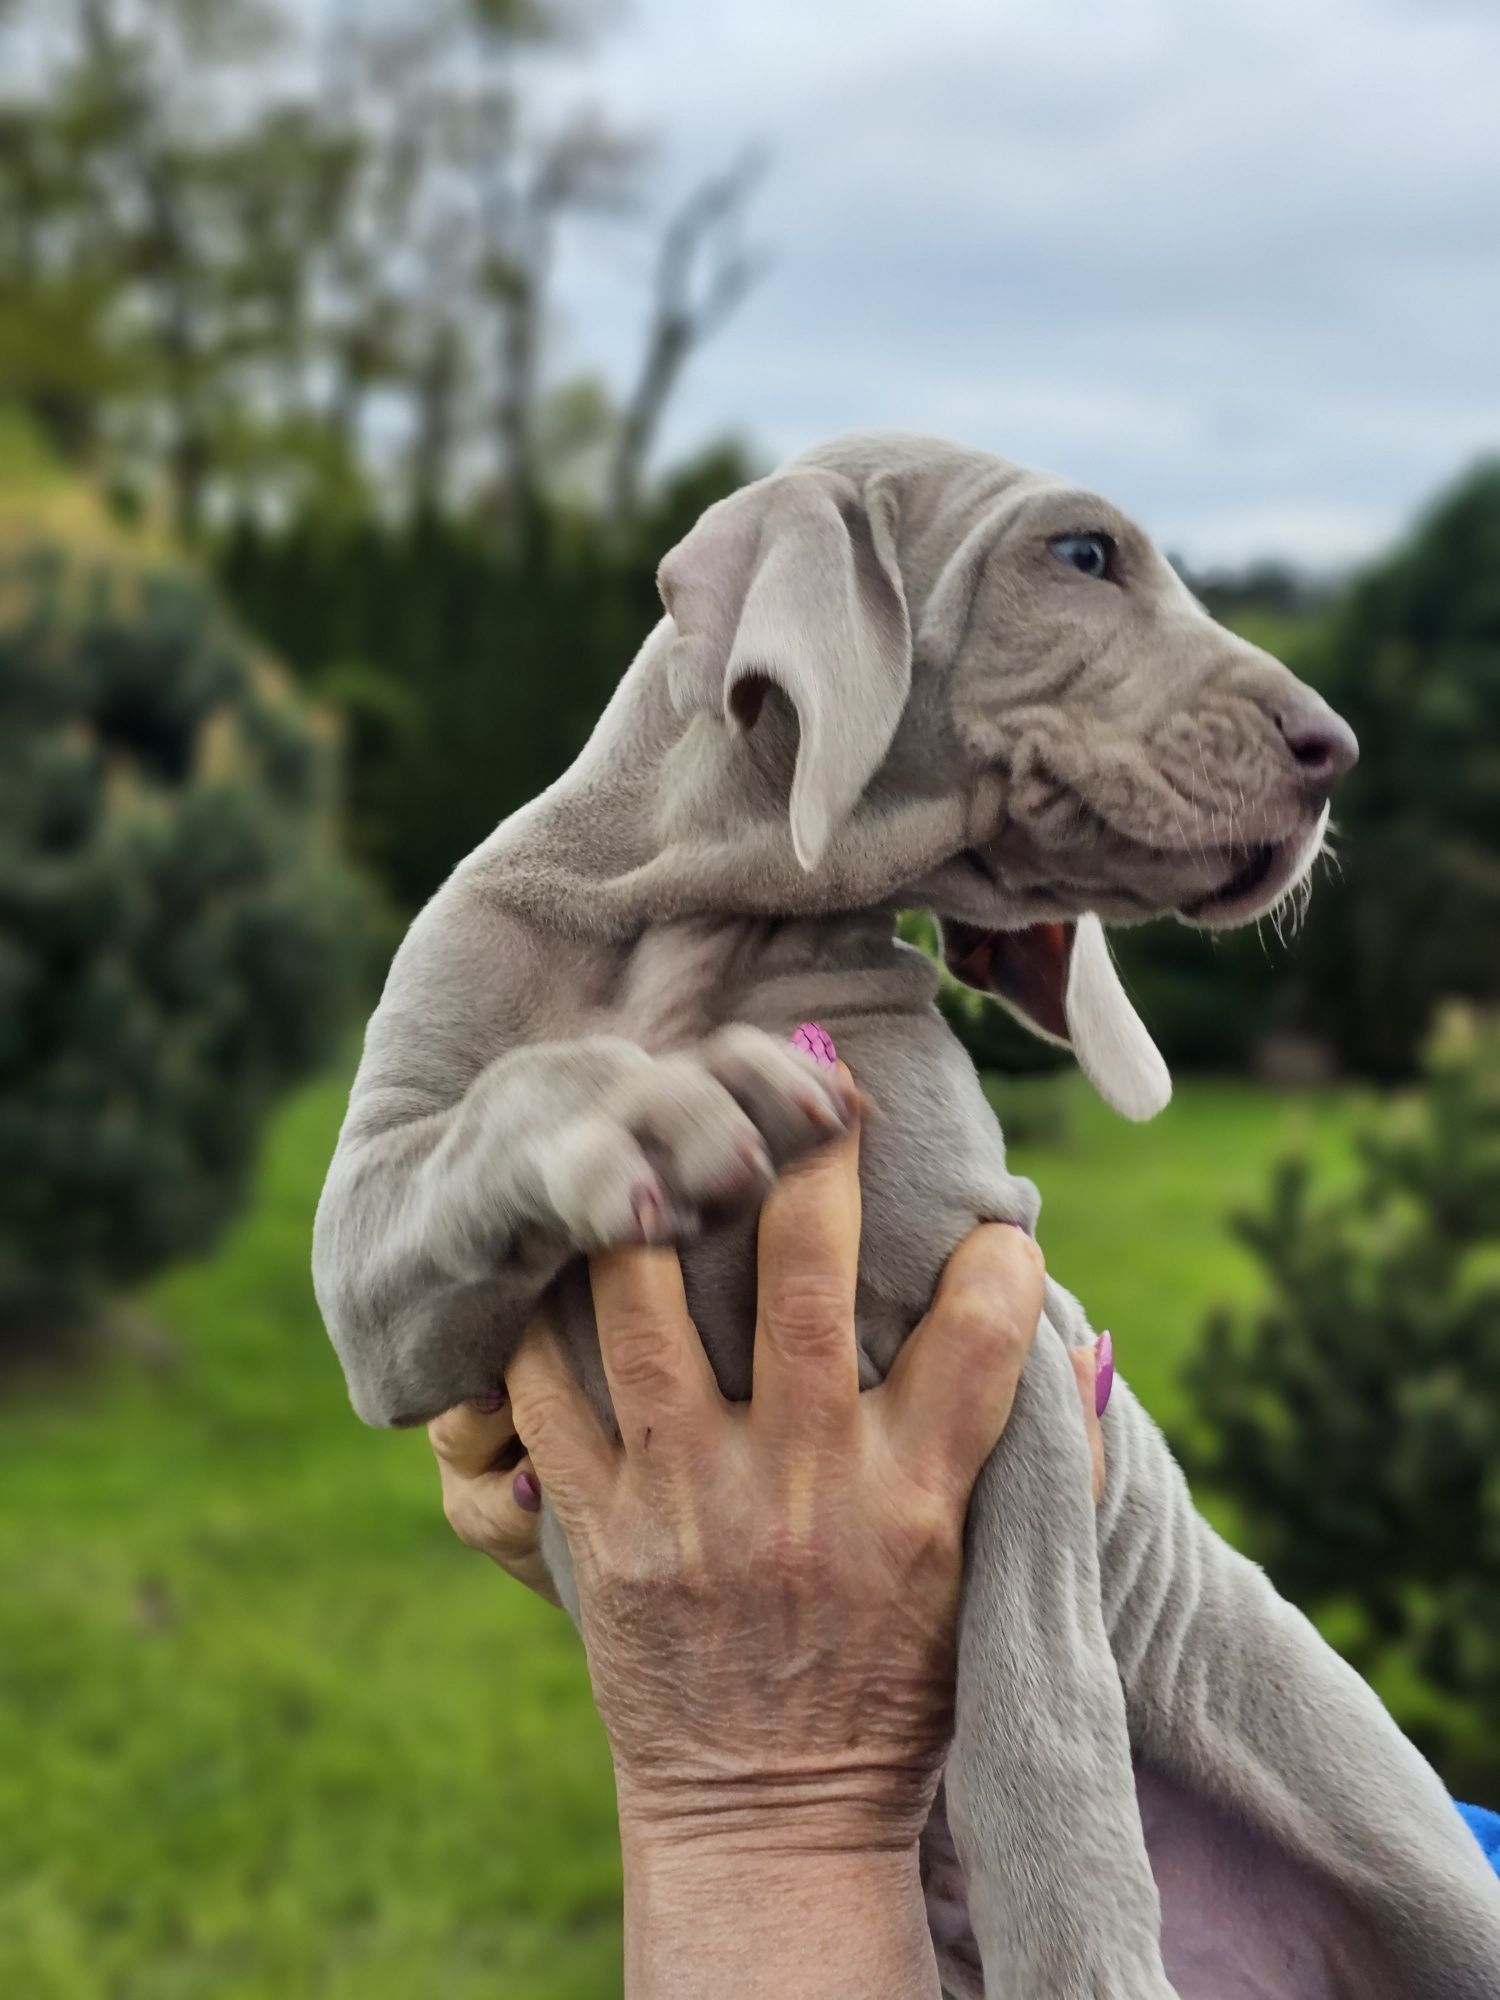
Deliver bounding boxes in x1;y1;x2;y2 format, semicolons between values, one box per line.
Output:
540;1026;857;1249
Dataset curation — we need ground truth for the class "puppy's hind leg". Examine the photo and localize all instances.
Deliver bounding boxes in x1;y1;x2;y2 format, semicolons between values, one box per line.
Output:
947;1317;1177;2000
1100;1383;1500;2000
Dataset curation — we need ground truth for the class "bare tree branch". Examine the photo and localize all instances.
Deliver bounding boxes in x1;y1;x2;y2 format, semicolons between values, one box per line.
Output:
481;105;644;543
608;148;766;528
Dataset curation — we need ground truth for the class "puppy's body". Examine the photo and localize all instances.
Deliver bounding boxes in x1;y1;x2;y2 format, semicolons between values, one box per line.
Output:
316;437;1500;1997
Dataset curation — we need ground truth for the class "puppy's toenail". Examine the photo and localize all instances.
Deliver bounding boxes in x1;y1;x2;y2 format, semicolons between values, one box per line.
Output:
632;1180;667;1243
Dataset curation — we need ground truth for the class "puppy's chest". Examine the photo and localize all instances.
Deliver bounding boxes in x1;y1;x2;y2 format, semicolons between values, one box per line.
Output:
610;918;763;1049
605;913;940;1050
592;916;1033;1398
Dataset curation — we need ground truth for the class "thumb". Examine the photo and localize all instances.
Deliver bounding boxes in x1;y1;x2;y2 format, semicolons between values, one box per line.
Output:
1066;1333;1110;1505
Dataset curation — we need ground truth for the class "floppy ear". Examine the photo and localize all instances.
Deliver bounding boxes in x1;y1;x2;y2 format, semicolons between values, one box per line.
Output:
942;912;1172;1122
658;467;912;871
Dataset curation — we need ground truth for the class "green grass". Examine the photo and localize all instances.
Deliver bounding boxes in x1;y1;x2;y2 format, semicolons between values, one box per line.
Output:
0;1074;619;2000
994;1073;1368;1425
0;1065;1368;1999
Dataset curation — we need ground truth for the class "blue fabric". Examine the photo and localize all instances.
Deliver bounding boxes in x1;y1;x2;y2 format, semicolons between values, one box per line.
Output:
1457;1801;1500;1875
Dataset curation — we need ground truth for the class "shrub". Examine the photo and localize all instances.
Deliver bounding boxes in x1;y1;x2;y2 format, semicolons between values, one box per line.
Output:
1184;1006;1500;1773
215;451;761;915
1292;461;1500;1076
0;544;367;1345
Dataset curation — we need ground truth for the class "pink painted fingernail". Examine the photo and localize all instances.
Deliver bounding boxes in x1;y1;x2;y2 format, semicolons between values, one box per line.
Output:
472;1386;507;1414
789;1021;837;1068
1094;1331;1114;1419
514;1469;541;1513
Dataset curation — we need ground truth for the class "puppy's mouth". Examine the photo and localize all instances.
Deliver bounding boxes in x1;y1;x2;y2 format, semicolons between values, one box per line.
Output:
943;799;1330;935
1178;840;1281;921
1176;806;1330;928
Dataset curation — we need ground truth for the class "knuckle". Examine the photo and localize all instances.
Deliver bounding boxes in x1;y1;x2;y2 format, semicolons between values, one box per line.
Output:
1013;1229;1047;1281
943;1287;1033;1369
508;1377;569;1451
971;1221;1045;1281
442;1490;486;1550
985;1307;1036;1372
601;1307;676;1392
762;1275;850;1353
749;1514;825;1590
894;1487;962;1566
961;1225;1047;1305
427;1411;462;1463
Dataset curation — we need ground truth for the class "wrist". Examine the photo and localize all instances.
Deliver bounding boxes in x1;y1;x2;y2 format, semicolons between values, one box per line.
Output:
622;1819;937;2000
616;1760;939;1860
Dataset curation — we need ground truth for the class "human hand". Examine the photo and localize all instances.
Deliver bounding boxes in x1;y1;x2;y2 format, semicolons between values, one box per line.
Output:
429;1226;1107;1626
479;1071;1106;1858
429;1386;558;1608
429;1057;1112;1998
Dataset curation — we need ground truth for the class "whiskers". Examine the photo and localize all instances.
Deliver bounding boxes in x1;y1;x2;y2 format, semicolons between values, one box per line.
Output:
1320;819;1345;881
1262;877;1311;950
1259;816;1338;950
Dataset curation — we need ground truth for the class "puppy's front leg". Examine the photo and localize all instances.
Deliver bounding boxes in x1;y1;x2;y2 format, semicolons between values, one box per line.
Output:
947;1314;1176;2000
315;1025;851;1427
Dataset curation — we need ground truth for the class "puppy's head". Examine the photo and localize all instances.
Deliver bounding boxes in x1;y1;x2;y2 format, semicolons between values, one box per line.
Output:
658;433;1357;1119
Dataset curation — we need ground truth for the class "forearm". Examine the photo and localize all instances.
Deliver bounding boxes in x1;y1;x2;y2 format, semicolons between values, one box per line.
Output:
621;1822;940;2000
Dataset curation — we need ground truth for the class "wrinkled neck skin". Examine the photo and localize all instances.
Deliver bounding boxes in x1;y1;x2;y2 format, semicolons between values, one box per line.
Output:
480;619;1005;976
481;433;1094;966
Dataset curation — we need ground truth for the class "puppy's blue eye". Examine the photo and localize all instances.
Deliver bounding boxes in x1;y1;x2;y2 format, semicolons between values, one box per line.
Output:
1048;533;1113;580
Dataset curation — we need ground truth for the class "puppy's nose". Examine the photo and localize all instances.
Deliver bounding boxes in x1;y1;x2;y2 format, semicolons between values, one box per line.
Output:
1275;695;1359;788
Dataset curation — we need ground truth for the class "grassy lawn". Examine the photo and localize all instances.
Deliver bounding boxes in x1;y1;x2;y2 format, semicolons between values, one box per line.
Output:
995;1073;1367;1428
0;1064;1366;1999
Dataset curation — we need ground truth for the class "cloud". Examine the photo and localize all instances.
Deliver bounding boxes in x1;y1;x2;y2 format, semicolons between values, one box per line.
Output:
542;0;1500;563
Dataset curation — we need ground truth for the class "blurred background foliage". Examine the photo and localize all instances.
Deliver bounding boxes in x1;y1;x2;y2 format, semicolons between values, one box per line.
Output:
1184;1005;1500;1780
0;529;365;1348
0;2;1497;1995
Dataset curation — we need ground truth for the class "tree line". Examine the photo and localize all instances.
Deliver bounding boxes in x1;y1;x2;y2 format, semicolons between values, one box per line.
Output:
0;0;762;542
4;0;1496;1082
216;456;1500;1082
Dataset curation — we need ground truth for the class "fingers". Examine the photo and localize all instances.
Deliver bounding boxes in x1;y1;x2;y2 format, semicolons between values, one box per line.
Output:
881;1223;1046;1497
442;1454;562;1605
429;1396;562;1604
751;1070;862;1438
588;1244;721;1457
1067;1345;1108;1505
428;1391;522;1482
506;1315;614;1517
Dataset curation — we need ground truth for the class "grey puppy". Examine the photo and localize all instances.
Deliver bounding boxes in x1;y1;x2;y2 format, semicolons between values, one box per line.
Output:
314;433;1500;1999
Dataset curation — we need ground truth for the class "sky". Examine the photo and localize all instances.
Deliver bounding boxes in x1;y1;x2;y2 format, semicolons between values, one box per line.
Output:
535;0;1500;568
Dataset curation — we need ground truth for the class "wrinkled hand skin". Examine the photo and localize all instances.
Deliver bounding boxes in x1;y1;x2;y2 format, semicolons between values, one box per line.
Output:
578;1396;972;1853
508;1105;1051;1857
436;1083;1111;2000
